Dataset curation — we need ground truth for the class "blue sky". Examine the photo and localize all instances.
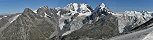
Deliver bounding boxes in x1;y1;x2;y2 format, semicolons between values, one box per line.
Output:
0;0;153;14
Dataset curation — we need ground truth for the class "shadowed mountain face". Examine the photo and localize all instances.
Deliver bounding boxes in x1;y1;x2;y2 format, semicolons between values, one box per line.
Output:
0;3;153;40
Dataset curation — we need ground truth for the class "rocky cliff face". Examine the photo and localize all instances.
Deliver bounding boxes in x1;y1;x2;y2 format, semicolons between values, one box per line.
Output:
0;6;57;40
0;3;153;40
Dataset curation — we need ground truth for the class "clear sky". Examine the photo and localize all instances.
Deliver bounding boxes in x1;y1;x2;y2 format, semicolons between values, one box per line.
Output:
0;0;153;14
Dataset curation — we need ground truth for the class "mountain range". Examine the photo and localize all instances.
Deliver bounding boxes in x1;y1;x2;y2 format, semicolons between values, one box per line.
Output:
0;3;153;40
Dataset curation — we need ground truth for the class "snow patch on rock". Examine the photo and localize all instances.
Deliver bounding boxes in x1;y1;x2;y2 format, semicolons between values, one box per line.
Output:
44;12;48;17
57;11;61;16
10;14;21;23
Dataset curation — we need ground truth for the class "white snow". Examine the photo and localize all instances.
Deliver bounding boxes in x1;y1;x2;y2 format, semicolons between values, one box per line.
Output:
94;3;107;13
39;7;42;8
100;3;105;9
70;11;78;16
64;3;80;16
56;11;61;16
62;30;74;36
77;3;92;16
59;22;65;30
80;4;88;10
72;3;79;11
124;11;141;16
78;12;92;16
96;17;100;21
55;7;61;10
33;10;37;13
65;3;93;16
80;3;91;12
3;16;7;17
10;14;21;23
60;3;94;36
65;3;79;11
44;12;48;17
58;3;93;36
124;11;152;19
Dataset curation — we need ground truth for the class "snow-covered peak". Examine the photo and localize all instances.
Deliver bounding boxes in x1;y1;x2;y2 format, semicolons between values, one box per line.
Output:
63;3;93;16
65;3;93;12
72;3;79;11
94;3;112;16
99;3;106;9
80;3;92;13
65;3;79;11
95;3;107;11
80;3;88;10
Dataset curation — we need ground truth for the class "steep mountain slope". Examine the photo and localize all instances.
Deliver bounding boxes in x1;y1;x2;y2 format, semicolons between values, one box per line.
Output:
0;7;57;40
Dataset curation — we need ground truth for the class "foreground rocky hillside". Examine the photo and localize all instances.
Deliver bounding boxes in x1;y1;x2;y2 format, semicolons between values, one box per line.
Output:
0;3;153;40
